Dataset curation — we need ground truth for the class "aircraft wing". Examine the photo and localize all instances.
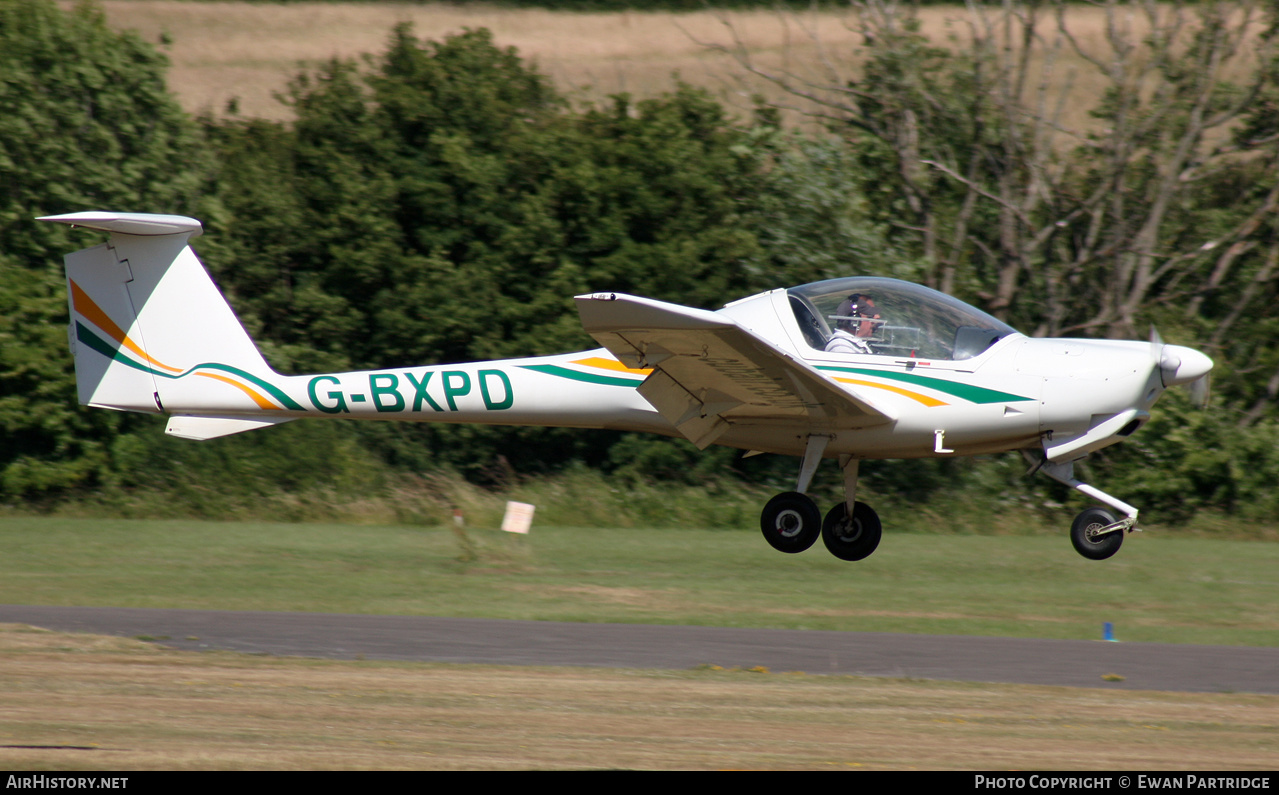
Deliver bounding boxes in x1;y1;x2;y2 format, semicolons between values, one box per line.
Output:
575;292;895;448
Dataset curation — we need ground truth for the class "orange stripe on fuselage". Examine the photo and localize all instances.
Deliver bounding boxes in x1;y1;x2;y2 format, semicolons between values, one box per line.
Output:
571;357;653;376
195;372;280;410
831;377;949;407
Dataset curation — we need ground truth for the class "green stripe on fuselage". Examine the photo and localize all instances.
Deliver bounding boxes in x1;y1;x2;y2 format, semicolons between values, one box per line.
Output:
817;365;1031;404
183;363;305;411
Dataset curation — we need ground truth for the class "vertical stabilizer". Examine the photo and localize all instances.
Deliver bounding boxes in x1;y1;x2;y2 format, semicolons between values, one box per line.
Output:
40;212;274;416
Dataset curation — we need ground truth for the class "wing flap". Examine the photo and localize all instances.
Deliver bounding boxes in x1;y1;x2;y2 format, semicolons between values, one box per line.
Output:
575;293;893;447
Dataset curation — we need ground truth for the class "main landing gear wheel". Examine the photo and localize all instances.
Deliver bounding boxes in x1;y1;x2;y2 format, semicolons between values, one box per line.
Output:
1070;506;1125;560
821;501;882;561
760;492;821;554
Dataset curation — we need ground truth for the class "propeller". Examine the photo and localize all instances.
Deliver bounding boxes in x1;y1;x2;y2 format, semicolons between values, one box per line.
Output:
1187;372;1212;408
1150;327;1214;407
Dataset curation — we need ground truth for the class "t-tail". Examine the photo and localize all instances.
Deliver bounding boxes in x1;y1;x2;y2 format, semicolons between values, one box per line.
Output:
40;211;666;441
40;212;296;440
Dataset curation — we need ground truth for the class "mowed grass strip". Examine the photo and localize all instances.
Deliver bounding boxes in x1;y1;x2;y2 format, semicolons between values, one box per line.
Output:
0;624;1275;770
2;517;1276;646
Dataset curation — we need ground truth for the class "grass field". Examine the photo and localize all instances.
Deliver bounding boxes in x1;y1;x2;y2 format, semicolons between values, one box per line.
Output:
4;517;1277;646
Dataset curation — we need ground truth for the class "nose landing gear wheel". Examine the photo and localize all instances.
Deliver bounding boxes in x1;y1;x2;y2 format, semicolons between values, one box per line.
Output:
1070;506;1125;560
760;492;821;553
821;501;882;561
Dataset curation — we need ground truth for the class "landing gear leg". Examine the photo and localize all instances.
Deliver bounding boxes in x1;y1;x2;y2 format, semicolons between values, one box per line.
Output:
1040;461;1137;561
821;456;882;561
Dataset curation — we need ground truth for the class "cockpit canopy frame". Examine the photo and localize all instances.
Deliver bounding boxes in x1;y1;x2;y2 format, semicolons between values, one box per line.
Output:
787;277;1018;361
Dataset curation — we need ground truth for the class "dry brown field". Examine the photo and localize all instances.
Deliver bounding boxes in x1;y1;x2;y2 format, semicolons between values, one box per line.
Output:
2;624;1277;770
90;0;849;120
80;1;1250;127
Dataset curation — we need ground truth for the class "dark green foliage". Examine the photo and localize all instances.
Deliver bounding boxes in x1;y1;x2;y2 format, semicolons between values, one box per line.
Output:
0;257;121;497
105;417;389;516
1092;392;1279;523
0;0;206;265
0;0;207;498
746;132;920;285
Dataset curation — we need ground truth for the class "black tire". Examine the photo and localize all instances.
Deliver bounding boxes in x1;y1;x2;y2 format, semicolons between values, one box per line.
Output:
821;501;882;561
1070;506;1124;560
760;492;822;554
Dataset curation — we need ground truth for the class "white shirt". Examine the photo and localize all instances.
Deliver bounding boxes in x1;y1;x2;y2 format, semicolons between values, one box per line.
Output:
824;329;873;355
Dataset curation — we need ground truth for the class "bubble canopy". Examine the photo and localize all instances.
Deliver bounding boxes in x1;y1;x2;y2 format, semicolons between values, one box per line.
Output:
787;277;1019;361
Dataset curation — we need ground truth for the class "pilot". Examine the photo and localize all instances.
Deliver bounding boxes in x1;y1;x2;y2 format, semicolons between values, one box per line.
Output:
825;293;881;354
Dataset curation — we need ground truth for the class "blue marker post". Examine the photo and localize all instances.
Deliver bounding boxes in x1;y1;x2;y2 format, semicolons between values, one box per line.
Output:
1103;622;1117;642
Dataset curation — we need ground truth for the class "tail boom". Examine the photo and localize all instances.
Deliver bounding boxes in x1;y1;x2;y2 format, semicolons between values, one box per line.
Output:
42;212;666;440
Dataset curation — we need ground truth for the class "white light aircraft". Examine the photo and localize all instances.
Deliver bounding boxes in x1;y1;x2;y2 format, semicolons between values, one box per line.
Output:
41;211;1214;561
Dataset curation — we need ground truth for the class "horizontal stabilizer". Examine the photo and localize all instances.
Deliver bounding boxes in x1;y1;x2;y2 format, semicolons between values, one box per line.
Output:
39;212;203;237
165;414;296;441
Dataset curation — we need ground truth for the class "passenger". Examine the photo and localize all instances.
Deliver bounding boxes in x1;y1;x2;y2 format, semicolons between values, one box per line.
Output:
825;293;881;355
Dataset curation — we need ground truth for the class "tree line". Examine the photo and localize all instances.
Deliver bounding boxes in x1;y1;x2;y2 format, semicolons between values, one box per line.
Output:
2;0;1278;524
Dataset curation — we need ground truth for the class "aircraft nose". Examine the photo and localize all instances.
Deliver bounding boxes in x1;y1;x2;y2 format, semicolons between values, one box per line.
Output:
1160;344;1214;387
